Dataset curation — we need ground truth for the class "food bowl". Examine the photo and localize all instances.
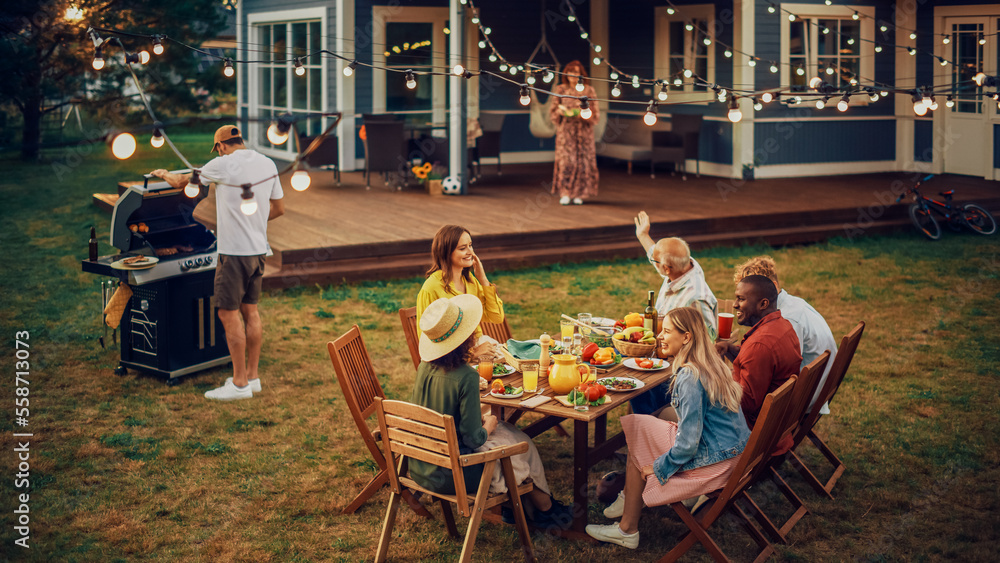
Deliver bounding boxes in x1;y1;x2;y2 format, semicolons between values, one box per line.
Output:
613;338;656;357
585;328;617;348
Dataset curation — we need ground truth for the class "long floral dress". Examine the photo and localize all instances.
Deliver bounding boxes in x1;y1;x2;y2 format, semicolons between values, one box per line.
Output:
549;83;600;199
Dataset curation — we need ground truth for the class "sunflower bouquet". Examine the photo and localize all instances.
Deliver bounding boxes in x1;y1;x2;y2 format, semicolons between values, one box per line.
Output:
411;162;446;184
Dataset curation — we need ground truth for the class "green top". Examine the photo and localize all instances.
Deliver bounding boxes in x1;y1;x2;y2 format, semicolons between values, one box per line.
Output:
409;361;487;491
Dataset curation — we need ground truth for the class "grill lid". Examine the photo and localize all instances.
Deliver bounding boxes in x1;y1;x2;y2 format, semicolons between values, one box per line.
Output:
110;173;212;253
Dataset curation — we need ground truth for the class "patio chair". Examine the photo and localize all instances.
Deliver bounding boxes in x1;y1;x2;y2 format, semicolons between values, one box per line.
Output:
475;114;505;178
788;322;866;498
651;114;702;180
481;318;513;344
741;351;831;544
374;398;536;563
399;306;422;369
660;377;797;563
299;133;340;185
362;116;407;189
327;326;432;519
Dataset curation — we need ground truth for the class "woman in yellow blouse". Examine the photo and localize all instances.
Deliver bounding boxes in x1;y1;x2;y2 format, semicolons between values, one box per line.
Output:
416;225;504;339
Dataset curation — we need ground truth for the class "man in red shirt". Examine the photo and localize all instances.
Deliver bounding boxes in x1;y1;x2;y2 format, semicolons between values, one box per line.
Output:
717;275;802;429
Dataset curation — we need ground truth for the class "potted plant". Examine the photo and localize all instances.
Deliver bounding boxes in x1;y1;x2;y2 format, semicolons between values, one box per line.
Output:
412;162;446;195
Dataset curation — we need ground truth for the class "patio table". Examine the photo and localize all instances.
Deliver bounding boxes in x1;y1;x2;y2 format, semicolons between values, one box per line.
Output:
480;362;672;537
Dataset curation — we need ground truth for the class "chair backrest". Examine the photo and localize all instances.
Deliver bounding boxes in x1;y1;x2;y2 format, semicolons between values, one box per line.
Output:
375;397;473;515
364;121;407;172
399;306;422;369
362;113;401;123
302;135;339;168
481;319;513;344
478;113;505;132
795;322;865;444
328;325;386;434
672;114;703;158
782;351;830;443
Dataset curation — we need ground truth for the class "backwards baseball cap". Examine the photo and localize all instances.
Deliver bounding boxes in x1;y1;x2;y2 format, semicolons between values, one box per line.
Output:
211;125;242;154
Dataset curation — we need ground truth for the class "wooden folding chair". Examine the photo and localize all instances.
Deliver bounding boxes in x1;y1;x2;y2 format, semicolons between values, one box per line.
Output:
374;398;535;563
740;351;831;544
327;326;432;518
788;322;866;498
660;377;797;563
481;318;513;343
399;306;422;369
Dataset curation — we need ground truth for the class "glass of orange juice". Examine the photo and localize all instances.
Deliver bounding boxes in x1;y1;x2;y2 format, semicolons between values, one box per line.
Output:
521;361;539;393
560;319;575;340
477;359;494;380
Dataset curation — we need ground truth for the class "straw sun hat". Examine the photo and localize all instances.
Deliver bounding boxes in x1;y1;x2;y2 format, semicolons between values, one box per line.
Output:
418;295;483;362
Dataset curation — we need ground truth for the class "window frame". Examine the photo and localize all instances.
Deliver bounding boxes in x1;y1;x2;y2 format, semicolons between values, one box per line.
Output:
780;3;874;105
654;4;716;99
247;7;328;160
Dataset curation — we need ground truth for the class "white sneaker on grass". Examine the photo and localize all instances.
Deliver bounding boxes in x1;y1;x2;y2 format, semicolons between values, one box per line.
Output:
205;380;253;401
226;377;261;393
585;523;639;549
573;197;583;205
559;196;571;205
604;491;625;518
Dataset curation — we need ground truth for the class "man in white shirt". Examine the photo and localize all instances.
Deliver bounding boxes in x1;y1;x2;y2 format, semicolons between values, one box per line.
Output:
733;256;838;414
151;125;284;400
631;211;718;415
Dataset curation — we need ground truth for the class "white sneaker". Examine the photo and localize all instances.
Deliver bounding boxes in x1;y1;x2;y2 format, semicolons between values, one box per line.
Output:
205;380;253;401
226;377;261;393
585;523;639;549
604;491;625;518
559;196;571;205
573;198;583;205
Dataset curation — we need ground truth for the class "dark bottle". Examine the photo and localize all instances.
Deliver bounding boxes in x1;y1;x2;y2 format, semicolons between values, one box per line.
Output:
643;290;655;332
89;227;99;261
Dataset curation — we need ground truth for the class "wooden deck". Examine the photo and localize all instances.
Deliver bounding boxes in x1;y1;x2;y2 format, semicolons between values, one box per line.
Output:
95;163;1000;289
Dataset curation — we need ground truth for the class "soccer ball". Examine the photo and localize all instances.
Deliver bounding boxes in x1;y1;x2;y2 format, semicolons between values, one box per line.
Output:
442;175;462;195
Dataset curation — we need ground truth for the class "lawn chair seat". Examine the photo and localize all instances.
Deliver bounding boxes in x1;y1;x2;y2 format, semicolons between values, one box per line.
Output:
327;326;432;518
399;306;421;369
374;398;536;563
741;351;830;544
788;322;865;498
660;377;796;563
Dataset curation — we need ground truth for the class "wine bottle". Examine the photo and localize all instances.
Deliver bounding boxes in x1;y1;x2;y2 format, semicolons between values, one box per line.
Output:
89;226;99;261
643;290;655;332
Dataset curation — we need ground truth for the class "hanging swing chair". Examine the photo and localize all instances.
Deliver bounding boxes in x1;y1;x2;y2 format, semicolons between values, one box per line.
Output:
526;0;607;142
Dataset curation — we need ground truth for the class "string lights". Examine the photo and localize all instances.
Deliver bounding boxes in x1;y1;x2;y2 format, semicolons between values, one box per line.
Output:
184;171;202;198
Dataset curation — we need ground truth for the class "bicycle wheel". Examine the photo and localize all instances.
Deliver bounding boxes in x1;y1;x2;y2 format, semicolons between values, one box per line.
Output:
909;203;941;240
962;203;997;235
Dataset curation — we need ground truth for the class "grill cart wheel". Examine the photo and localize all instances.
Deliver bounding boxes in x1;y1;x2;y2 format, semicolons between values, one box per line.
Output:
114;365;128;377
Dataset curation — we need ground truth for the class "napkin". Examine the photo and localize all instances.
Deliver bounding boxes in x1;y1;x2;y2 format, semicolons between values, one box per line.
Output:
505;339;541;360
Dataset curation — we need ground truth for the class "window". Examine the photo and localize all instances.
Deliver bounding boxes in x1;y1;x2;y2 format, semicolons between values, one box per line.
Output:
383;22;436;117
780;4;874;95
950;22;985;114
247;8;328;157
655;5;715;94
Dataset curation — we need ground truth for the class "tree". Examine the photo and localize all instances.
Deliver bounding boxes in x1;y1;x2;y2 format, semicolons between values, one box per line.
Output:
0;0;227;161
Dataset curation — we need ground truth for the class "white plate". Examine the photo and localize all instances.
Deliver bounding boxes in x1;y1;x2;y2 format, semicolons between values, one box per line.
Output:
489;389;524;399
590;317;617;327
111;255;159;270
478;363;516;377
595;377;646;392
623;358;670;371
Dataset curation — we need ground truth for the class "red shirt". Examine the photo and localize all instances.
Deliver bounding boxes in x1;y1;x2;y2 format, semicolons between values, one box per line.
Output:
732;310;802;431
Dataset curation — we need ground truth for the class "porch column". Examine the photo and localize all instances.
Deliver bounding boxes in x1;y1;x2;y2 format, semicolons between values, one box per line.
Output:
590;0;609;99
895;4;917;172
336;0;356;171
449;0;468;193
732;0;755;179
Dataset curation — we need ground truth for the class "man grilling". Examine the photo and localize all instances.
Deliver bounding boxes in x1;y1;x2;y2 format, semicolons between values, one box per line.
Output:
150;125;284;400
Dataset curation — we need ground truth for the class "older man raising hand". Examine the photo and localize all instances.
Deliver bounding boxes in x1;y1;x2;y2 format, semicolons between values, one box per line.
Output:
630;211;718;416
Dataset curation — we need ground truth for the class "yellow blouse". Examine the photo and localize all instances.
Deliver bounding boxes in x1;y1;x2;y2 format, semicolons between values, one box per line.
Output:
416;270;505;340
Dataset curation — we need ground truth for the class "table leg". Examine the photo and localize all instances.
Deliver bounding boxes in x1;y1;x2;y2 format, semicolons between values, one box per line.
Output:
595;413;607;446
572;419;589;533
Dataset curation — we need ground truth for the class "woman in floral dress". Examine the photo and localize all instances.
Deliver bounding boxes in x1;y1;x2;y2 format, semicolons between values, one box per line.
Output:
549;60;599;205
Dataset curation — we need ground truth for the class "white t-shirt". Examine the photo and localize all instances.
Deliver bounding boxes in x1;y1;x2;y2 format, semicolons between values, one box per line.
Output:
776;289;838;415
200;149;283;256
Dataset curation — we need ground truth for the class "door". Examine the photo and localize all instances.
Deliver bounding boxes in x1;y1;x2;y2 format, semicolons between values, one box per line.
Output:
942;17;995;177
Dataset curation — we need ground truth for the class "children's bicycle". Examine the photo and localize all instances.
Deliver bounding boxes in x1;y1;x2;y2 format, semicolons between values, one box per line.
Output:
895;175;997;240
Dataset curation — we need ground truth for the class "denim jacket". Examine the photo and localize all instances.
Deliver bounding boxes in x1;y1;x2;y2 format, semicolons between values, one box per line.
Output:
653;366;752;485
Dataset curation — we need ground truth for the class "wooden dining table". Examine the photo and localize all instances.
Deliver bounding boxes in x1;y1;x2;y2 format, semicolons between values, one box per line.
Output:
480;361;673;537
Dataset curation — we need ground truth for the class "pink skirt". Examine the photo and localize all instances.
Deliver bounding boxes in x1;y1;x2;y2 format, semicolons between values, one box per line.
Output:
621;414;741;507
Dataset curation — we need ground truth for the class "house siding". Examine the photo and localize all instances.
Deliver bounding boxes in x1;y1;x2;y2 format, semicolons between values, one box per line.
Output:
994;124;1000;169
754;120;895;165
915;120;933;163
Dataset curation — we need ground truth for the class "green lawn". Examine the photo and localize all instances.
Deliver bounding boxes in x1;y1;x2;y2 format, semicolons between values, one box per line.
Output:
1;142;998;562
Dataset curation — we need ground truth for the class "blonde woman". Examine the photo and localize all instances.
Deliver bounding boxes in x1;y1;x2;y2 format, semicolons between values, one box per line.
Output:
586;307;751;549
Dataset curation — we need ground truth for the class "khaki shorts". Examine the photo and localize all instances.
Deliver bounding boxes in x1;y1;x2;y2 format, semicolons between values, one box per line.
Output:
214;254;266;310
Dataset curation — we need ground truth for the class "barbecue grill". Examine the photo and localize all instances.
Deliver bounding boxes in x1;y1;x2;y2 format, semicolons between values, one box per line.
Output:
82;173;230;382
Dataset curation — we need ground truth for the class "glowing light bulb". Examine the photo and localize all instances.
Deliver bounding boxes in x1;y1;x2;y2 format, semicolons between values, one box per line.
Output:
580;107;592;120
880;90;888;97
939;57;948;67
769;63;778;74
489;54;497;62
266;123;289;145
908;48;916;56
568;14;576;22
753;99;763;111
453;64;465;76
580;31;588;39
643;111;657;126
822;27;830;35
152;38;164;55
151;130;164;148
724;49;732;58
344;60;357;77
943;35;951;45
853;12;860;21
980;35;987;46
703;37;712;46
748;58;757;67
240;198;258;216
673;77;682;86
509;66;518;76
92;50;104;70
139;50;150;65
928;99;938;111
685;23;694;31
761;92;773;103
788;14;796;22
875;45;883;53
478;40;486;49
632;75;640;87
847;38;855;45
922;95;932;107
184;177;201;198
593;57;601;65
223;59;234;77
881;25;888;32
850;77;858;86
910;32;917;40
683;68;693;78
869;92;879;102
295;61;305;76
913;100;927;116
610;72;619;80
816;99;826;109
658;84;668;101
974;72;986;86
594;45;602;53
728;107;743;123
611;82;621;97
945;97;955;108
826;66;835;75
499;63;508;71
111;133;136;160
809;76;822;89
837;99;849;112
405;71;416;90
527;74;536;85
575;81;585;92
667;7;675;15
519;85;530;106
291;170;311;191
543;71;554;83
768;4;775;14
